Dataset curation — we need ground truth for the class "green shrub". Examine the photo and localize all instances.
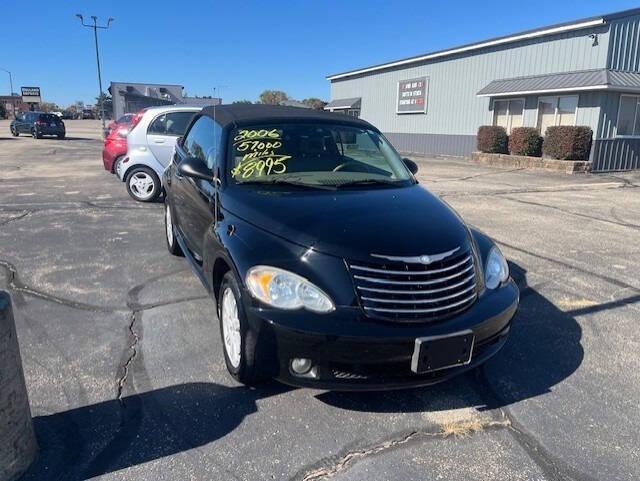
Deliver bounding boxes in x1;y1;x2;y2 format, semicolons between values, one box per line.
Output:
477;126;508;154
543;126;593;160
508;127;543;157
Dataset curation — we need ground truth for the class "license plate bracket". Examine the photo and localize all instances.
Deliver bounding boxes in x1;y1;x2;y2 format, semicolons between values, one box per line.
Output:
411;330;475;374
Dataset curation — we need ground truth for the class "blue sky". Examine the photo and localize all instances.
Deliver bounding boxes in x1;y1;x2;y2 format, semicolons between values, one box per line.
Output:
1;0;638;107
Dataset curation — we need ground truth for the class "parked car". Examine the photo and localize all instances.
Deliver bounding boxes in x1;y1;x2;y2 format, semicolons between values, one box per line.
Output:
162;104;519;389
61;111;74;120
102;111;143;173
106;113;134;134
117;106;200;202
10;112;65;139
82;109;95;119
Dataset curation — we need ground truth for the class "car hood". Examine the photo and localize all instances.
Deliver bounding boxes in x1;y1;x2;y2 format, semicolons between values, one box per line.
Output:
223;184;471;262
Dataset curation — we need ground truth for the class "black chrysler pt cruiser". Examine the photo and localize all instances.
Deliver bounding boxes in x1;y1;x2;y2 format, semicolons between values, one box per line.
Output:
163;104;518;390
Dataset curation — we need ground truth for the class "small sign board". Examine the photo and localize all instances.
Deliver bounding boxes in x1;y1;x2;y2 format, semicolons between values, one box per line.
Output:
21;87;41;103
396;77;428;114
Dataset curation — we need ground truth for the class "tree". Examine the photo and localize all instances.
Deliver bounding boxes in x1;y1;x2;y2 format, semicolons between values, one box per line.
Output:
39;102;60;113
232;99;253;104
259;90;288;105
95;93;113;119
302;98;328;110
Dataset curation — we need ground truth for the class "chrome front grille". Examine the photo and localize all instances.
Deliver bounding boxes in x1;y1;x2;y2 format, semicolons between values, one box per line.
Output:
349;248;478;322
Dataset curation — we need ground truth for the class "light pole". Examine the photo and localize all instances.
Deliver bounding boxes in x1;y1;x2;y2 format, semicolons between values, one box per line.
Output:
0;68;15;118
76;14;113;134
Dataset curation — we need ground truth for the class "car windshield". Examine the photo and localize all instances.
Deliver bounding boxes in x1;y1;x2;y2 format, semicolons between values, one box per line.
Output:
229;123;414;188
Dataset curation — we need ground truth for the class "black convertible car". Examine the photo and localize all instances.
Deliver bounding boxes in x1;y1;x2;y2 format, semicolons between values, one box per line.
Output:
163;104;518;390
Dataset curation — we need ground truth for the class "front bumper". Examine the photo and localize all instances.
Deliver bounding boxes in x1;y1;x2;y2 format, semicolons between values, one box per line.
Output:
245;279;519;390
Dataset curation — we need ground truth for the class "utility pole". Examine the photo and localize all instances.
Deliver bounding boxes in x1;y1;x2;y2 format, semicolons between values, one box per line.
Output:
0;68;15;118
76;14;113;135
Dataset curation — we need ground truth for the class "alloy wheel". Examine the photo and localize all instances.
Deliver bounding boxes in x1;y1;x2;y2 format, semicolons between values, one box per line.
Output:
128;172;156;201
221;287;242;369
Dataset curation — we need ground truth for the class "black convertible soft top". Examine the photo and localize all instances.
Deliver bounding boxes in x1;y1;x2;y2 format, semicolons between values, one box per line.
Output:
200;104;374;130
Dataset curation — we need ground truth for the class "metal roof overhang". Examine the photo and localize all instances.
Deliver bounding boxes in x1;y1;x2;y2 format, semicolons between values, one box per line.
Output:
324;97;362;110
326;16;611;81
477;69;640;97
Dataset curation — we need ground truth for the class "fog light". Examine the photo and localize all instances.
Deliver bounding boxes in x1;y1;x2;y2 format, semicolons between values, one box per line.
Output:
290;358;313;375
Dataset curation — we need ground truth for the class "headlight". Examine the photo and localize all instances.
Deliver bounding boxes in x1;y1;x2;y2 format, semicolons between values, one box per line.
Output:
246;266;335;313
485;246;509;289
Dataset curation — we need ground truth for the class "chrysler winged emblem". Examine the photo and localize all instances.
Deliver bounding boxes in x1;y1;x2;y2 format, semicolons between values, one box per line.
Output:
371;247;460;265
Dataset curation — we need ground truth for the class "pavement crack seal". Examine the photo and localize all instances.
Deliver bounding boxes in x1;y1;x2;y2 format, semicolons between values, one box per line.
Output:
501;195;640;231
0;210;33;227
495;240;640;294
116;310;140;402
472;369;600;481
0;258;116;312
297;419;510;481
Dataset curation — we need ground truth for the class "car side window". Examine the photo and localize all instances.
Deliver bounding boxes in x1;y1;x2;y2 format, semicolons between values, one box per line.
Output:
165;112;196;136
182;116;222;169
147;114;167;135
148;112;196;136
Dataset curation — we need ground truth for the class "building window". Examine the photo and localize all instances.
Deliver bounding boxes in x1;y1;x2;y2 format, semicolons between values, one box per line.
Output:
617;95;640;137
493;99;523;133
536;96;578;134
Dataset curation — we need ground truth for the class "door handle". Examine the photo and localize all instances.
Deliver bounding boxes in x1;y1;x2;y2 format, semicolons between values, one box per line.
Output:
153;139;166;144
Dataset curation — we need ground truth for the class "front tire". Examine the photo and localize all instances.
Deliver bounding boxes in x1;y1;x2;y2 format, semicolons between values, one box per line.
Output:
11;127;18;137
125;166;161;202
164;201;183;256
57;133;65;139
218;271;272;386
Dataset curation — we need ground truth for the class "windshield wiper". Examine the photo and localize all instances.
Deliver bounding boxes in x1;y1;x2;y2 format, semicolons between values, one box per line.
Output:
334;178;403;188
237;178;336;190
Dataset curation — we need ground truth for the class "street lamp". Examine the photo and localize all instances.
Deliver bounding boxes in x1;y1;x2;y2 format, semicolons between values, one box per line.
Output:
0;68;15;118
76;14;114;134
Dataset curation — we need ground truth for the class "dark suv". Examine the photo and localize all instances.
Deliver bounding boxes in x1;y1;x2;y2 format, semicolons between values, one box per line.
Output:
163;104;519;390
10;112;66;139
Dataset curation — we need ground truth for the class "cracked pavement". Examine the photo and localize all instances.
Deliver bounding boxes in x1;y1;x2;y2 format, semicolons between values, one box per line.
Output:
1;120;639;480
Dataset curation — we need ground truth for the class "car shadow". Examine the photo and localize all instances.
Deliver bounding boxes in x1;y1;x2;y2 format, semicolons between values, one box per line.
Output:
22;383;292;481
57;137;99;142
21;262;584;480
316;261;584;413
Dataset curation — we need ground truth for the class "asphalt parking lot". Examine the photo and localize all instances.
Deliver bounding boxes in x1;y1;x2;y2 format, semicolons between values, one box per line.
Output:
1;119;639;481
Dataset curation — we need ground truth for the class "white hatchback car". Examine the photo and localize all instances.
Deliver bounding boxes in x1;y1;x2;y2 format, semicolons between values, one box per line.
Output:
117;105;201;202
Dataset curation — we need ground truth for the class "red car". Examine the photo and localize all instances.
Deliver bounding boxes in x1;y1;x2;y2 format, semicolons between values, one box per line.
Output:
102;112;143;173
106;113;134;135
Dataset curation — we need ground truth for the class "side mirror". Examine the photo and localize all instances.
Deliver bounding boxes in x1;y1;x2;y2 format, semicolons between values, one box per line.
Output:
176;136;183;147
402;158;419;175
178;157;214;182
